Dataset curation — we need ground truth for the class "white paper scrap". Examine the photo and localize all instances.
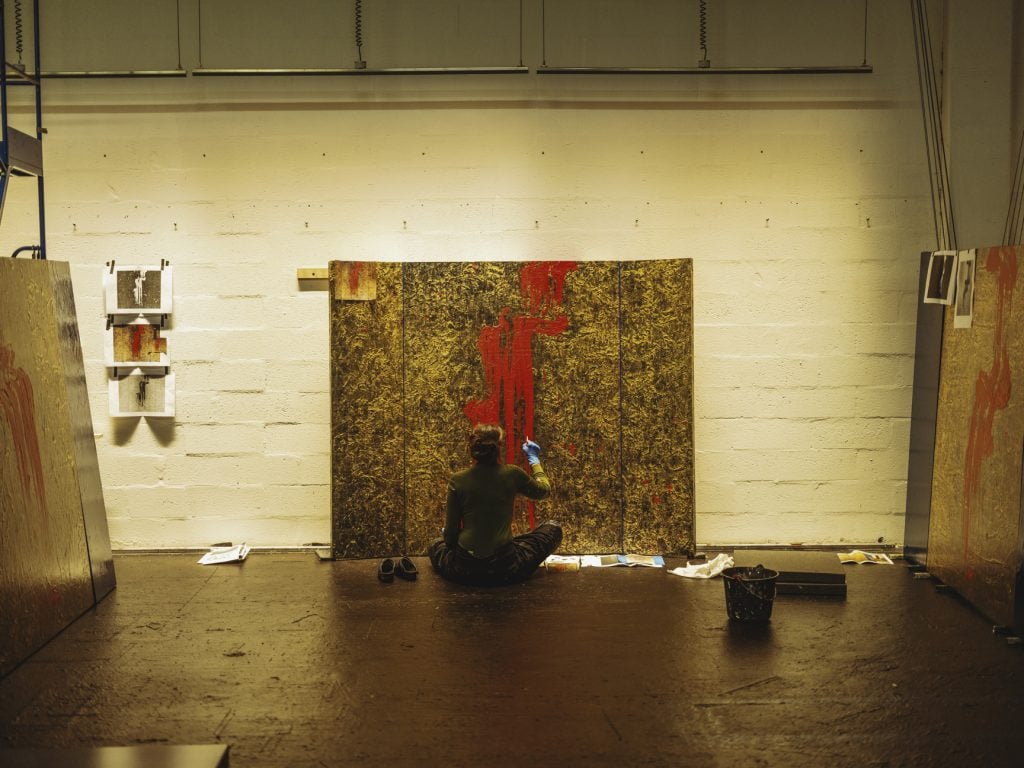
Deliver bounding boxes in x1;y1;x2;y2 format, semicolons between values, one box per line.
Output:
668;553;734;579
198;544;252;565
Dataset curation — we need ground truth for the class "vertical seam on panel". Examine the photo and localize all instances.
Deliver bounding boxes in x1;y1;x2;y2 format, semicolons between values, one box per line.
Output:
401;264;408;556
617;263;625;551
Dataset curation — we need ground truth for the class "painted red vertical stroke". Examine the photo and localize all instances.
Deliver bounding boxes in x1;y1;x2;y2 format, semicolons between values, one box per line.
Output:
464;262;578;528
0;341;48;516
349;262;365;294
130;325;145;359
962;247;1017;560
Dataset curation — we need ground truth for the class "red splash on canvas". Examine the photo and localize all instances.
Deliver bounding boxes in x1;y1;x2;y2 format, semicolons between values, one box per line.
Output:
962;247;1017;560
464;262;578;528
0;340;48;516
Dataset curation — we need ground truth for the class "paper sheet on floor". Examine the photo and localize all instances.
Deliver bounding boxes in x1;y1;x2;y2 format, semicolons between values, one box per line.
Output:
198;543;252;565
668;553;734;578
580;554;665;568
837;550;893;565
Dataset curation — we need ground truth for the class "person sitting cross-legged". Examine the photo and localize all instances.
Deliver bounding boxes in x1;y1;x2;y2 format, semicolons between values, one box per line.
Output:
428;424;562;587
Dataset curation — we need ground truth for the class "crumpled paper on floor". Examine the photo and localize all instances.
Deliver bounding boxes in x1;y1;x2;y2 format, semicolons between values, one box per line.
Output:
668;553;734;579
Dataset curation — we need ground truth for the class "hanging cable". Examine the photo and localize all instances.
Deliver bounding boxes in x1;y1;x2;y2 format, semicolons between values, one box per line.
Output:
862;0;869;66
541;0;547;67
518;0;524;68
697;0;710;68
910;0;956;252
14;0;25;66
197;0;204;68
1005;125;1024;245
176;0;183;71
354;0;366;69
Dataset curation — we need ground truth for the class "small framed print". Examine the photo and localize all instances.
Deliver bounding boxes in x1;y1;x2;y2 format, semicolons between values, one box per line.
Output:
103;264;173;315
924;250;957;305
104;318;169;369
109;371;175;417
954;249;976;329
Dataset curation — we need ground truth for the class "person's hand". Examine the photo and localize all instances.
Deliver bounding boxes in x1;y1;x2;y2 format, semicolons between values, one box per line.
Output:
522;438;542;466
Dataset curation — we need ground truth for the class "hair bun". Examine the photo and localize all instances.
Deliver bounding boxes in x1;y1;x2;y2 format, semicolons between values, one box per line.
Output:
469;424;504;463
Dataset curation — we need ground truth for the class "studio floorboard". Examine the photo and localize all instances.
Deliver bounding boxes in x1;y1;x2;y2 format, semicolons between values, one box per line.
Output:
1;553;1022;767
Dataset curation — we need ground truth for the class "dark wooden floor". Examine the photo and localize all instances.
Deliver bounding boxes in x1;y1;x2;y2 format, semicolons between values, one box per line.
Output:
1;553;1023;767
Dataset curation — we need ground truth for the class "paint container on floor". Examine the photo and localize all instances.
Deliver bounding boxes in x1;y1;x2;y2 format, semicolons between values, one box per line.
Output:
723;565;779;621
540;561;581;573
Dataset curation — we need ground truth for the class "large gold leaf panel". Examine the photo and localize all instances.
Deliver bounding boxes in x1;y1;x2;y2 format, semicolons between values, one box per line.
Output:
330;260;694;558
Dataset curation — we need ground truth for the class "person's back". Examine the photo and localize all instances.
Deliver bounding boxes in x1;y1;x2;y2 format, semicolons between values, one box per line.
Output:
449;462;551;558
428;424;562;586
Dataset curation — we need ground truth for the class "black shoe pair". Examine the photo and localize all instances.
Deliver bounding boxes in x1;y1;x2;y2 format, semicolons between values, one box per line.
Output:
378;556;418;583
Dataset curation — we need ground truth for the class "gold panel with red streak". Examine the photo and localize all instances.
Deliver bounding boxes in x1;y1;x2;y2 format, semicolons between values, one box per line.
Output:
929;245;1024;629
330;260;695;558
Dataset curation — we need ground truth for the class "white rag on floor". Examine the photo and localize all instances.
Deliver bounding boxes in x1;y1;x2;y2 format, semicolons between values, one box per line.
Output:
668;553;734;579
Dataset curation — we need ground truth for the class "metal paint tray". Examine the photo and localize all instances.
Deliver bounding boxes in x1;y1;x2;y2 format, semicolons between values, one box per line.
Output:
732;549;847;596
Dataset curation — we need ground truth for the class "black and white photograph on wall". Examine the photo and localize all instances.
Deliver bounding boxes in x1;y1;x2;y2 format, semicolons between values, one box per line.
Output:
954;249;976;329
924;250;957;304
108;371;175;417
103;265;173;315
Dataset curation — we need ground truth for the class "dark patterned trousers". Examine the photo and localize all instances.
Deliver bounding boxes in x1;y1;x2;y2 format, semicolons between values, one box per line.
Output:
427;523;563;587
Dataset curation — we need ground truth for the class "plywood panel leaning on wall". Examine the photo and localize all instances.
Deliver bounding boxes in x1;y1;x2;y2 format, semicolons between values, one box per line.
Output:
0;259;114;678
929;245;1024;631
621;259;696;556
329;262;405;559
329;260;695;559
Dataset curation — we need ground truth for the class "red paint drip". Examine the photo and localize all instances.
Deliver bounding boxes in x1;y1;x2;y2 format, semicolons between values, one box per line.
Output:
0;340;48;517
131;325;146;359
568;443;577;457
962;247;1017;561
349;262;365;294
520;261;578;316
464;262;578;529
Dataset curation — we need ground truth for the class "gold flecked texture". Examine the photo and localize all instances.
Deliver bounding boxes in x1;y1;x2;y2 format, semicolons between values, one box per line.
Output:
330;260;695;558
531;262;622;553
928;246;1024;627
0;260;96;677
403;262;521;553
329;262;405;559
620;260;696;556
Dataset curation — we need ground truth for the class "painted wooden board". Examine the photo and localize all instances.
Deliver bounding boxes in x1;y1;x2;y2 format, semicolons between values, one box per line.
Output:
329;263;405;558
330;260;695;559
0;259;106;677
51;264;116;602
903;253;945;566
929;245;1024;629
621;259;696;555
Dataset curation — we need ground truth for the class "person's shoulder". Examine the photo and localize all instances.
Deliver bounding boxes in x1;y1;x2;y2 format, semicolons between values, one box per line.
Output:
500;463;530;478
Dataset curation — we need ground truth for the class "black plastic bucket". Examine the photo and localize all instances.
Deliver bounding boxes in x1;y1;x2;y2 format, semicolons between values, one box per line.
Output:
722;565;779;621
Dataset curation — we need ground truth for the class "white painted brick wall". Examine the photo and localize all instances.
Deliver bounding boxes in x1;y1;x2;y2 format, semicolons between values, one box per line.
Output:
0;0;949;549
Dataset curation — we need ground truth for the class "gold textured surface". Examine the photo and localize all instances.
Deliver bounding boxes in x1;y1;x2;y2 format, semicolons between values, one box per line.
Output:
330;260;695;558
621;260;696;555
403;262;520;553
0;260;96;677
329;263;404;558
929;246;1024;627
112;325;166;363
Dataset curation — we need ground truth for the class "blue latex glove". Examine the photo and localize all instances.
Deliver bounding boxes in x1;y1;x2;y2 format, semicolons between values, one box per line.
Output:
522;438;542;466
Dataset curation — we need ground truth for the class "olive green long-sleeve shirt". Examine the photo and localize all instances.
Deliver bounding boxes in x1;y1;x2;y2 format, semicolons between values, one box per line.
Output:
444;462;551;558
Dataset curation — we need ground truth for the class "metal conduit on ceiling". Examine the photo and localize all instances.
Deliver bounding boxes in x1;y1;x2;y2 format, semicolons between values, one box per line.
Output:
40;0;873;79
